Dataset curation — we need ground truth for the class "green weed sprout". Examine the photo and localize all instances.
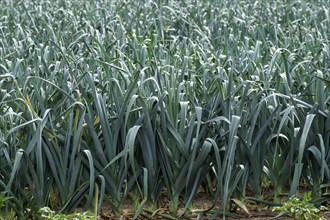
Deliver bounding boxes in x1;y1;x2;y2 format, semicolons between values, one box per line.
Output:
273;192;327;220
38;207;95;220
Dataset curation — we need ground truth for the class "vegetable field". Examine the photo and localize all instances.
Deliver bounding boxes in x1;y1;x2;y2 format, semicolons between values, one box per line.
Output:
0;0;329;219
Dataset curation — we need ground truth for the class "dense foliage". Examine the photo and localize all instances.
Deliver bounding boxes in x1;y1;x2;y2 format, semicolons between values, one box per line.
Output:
0;0;329;218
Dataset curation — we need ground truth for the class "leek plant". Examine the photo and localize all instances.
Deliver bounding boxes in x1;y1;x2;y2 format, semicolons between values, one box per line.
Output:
0;0;329;219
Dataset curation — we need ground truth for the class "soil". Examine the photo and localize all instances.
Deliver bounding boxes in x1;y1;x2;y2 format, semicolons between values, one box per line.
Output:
97;191;330;220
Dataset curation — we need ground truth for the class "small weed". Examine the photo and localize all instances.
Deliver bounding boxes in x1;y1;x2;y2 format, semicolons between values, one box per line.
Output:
272;192;328;220
38;207;95;220
0;193;12;218
0;193;11;209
